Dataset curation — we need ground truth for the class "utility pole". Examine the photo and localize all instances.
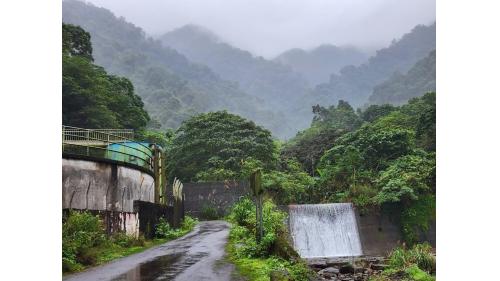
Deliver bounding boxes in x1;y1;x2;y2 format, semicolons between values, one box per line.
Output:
250;170;263;243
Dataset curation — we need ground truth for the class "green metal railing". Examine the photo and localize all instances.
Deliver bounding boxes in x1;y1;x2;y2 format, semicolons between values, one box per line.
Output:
62;126;154;172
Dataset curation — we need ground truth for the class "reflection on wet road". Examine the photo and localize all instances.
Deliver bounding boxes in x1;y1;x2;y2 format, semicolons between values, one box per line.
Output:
64;221;238;281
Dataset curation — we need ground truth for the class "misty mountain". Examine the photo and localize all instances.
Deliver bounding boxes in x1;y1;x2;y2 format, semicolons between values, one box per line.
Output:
62;0;294;139
159;25;311;114
308;23;436;108
368;50;436;105
274;45;368;86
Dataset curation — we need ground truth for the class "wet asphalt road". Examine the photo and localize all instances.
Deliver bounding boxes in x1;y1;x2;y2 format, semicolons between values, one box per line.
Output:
63;221;241;281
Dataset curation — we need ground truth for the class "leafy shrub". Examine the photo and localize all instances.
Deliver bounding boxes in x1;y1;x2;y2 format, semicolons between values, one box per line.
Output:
181;216;198;231
78;247;99;266
228;197;255;227
111;232;145;247
200;203;222;220
155;216;198;239
405;265;435;281
62;211;106;271
155;217;173;239
388;243;435;274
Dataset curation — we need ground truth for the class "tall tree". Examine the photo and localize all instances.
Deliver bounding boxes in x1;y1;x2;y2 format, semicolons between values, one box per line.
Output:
167;111;275;182
62;23;149;129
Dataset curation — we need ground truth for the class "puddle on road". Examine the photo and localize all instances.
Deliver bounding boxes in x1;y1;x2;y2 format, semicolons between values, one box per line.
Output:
111;252;209;281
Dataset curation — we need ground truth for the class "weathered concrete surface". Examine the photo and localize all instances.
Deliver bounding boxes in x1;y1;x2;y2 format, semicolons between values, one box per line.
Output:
63;221;239;281
355;209;435;256
284;205;435;257
63;209;141;238
180;181;250;218
63;158;155;236
63;158;155;212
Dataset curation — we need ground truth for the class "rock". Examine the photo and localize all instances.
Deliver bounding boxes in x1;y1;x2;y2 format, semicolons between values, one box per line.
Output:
309;259;328;269
318;267;340;278
339;264;355;274
353;267;364;274
270;269;291;281
370;264;388;271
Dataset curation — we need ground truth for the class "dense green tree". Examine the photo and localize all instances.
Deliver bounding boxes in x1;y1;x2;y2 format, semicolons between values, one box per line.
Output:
359;104;398;123
282;100;362;174
62;1;292;139
167;111;275;182
62;23;149;129
62;23;93;61
375;152;435;204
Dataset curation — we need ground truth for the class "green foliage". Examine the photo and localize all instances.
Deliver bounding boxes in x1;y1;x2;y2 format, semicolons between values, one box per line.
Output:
135;129;173;148
62;23;149;129
262;159;315;205
400;195;436;245
227;199;286;258
228;197;255;227
154;217;173;239
404;265;435;281
227;199;313;281
62;211;106;271
167;111;275;182
200;203;223;220
370;244;435;281
360;104;398;123
375;153;435;204
369;50;436;106
111;232;145;248
154;216;199;239
63;23;93;61
282;100;362;174
305;93;435;243
62;1;292;139
181;216;198;231
63;211;198;273
388;243;436;274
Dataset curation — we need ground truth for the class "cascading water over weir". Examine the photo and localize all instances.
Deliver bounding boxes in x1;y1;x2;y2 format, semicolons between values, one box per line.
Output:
288;203;363;258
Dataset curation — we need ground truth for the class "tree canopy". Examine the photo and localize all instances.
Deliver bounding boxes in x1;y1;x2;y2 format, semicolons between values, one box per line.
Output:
166;111;275;182
62;23;149;129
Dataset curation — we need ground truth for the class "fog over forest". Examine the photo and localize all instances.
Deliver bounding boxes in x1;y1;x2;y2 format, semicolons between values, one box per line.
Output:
85;0;435;58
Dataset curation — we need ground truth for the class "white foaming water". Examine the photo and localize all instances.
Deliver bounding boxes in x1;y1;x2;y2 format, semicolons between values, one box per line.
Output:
289;203;363;258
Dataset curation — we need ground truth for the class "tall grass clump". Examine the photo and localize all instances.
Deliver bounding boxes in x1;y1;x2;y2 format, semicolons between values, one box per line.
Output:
227;197;313;281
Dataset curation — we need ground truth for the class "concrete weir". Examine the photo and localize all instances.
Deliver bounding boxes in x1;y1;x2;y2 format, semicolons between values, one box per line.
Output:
289;203;362;258
288;203;436;258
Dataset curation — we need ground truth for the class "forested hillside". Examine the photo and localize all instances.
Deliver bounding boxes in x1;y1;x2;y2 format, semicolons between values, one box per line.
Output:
274;45;368;86
159;25;312;132
62;0;292;138
309;23;436;108
62;23;149;130
368;50;436;105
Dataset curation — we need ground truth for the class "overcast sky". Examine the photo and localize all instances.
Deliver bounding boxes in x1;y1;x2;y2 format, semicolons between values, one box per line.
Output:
86;0;435;58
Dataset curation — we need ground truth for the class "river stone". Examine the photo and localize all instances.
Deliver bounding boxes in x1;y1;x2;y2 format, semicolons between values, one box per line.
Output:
370;264;388;270
318;267;340;277
339;264;355;274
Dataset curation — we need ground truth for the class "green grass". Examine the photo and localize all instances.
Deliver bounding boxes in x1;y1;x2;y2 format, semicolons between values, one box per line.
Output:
63;213;198;274
95;237;169;265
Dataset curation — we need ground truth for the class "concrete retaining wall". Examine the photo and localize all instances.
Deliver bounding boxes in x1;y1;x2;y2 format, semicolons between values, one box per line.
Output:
355;208;436;256
62;158;155;236
181;181;250;218
63;209;140;237
63;158;155;212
